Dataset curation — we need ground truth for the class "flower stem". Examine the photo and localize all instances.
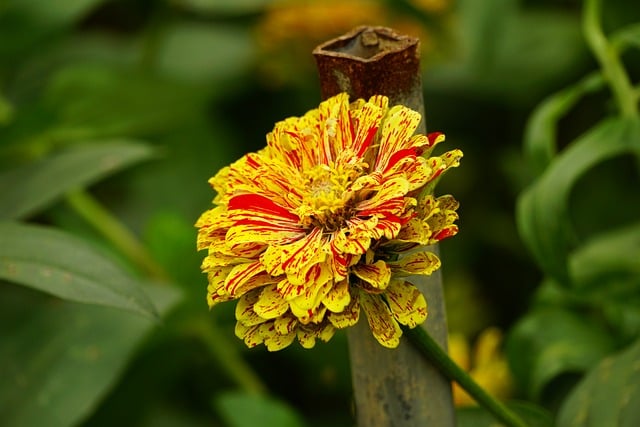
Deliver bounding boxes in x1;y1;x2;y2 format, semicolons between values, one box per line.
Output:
65;189;170;282
404;325;529;427
189;316;268;395
0;91;13;126
583;0;639;118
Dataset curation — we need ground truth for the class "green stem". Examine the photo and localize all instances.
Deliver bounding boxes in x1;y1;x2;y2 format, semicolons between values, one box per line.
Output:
65;189;170;282
0;91;13;125
583;0;638;118
404;325;529;427
190;316;268;395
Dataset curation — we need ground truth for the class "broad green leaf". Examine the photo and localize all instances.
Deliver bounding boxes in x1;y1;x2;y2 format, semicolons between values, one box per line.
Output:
517;118;640;284
570;222;640;296
523;72;604;178
41;64;210;140
156;23;255;83
214;392;305;427
0;140;154;220
0;282;181;427
506;307;615;399
457;401;553;427
0;222;158;318
557;338;640;427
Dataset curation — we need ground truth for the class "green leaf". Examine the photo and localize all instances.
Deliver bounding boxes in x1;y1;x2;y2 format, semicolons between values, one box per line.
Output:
523;72;604;178
457;401;553;427
612;23;640;52
506;307;615;399
0;140;154;220
156;23;255;83
0;0;104;60
517;118;640;284
175;0;273;15
0;282;181;427
0;222;158;319
557;338;640;427
214;392;305;427
570;222;640;296
41;64;210;140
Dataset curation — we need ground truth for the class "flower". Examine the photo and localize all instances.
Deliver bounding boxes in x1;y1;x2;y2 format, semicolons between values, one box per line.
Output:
196;93;461;350
449;328;514;406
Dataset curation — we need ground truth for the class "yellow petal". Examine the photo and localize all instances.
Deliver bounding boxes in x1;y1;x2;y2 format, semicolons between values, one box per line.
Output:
274;314;298;334
297;323;336;349
322;279;351;313
201;253;249;270
206;266;233;307
374;105;421;172
328;293;360;328
331;226;372;255
360;292;402;348
349;99;384;157
235;290;266;326
473;327;504;368
261;227;326;283
356;177;409;213
264;329;296;351
352;260;391;290
241;324;266;348
276;277;305;300
394;218;430;245
391;252;441;276
235;320;250;339
317;92;351;165
253;284;289;320
449;332;471;371
385;280;427;327
290;279;333;319
224;261;268;297
293;305;327;325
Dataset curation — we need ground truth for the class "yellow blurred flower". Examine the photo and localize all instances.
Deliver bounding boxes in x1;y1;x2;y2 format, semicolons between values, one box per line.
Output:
255;0;455;86
196;93;462;350
257;0;384;50
409;0;452;14
449;328;514;406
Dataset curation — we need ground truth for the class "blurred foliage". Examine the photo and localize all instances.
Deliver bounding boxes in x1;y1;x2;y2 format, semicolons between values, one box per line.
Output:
0;0;639;426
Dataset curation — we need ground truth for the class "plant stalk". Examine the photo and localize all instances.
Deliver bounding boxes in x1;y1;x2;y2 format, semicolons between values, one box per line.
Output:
65;189;169;282
404;325;529;427
314;26;455;427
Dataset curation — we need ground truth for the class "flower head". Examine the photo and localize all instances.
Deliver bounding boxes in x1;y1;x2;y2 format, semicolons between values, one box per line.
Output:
196;93;461;350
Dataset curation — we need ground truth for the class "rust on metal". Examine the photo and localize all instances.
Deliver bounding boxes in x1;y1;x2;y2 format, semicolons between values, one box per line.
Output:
313;26;424;118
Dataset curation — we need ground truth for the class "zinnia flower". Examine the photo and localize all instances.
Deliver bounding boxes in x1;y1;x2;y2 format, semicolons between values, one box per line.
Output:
196;93;461;350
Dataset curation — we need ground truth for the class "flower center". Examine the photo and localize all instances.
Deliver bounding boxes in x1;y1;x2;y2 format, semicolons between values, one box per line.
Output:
295;162;363;230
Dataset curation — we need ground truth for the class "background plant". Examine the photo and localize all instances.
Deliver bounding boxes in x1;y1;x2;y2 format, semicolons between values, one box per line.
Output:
0;0;638;426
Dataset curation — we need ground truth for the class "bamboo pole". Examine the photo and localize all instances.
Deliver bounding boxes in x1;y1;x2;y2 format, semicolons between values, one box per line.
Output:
313;26;455;427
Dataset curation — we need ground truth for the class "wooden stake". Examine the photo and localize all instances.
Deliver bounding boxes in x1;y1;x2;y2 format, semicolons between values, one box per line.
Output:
314;26;455;427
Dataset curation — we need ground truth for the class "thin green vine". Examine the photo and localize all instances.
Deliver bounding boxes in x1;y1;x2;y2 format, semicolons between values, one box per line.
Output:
583;0;639;118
